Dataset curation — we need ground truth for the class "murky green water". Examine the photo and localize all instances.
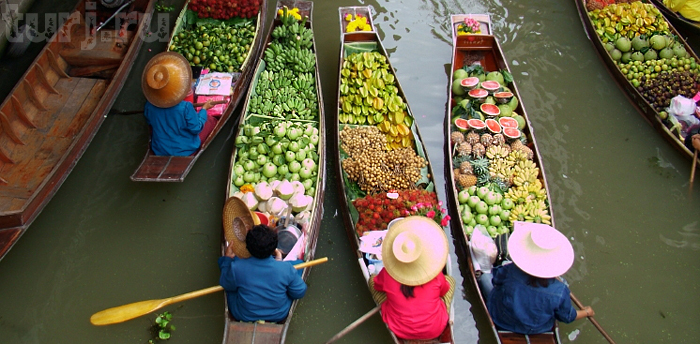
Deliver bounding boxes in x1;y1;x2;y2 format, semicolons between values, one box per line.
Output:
1;0;699;343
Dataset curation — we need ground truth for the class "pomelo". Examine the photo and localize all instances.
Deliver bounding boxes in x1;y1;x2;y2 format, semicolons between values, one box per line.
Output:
507;96;518;110
480;103;500;117
481;80;500;93
498;104;512;117
453;68;469;80
498;116;518;128
503;127;521;139
485;71;505;85
452;79;466;96
512;114;526;130
494;91;513;104
455;118;470;131
485;118;501;133
467;119;486;130
468;88;488;98
460;77;480;89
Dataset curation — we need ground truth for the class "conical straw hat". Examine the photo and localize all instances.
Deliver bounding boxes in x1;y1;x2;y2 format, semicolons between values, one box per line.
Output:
222;196;261;258
381;216;448;286
507;221;574;278
141;52;192;108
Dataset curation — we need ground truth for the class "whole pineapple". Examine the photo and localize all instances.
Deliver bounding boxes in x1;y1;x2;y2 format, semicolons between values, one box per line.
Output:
493;133;506;146
457;174;477;188
451;131;465;146
466;131;480;145
459;161;474;175
457;142;472;156
480;133;494;148
472;143;486;158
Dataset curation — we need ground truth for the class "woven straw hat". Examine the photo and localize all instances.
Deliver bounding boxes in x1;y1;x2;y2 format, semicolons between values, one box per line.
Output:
507;221;574;278
141;52;192;108
381;216;448;286
222;196;261;258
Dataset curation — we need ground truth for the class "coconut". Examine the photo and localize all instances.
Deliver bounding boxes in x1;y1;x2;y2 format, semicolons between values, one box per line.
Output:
241;192;259;211
289;194;312;213
291;180;306;197
266;197;288;215
276;180;294;200
254;181;273;201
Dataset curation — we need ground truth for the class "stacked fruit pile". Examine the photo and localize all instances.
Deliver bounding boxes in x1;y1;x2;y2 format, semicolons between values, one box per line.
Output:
231;10;321;222
169;21;255;72
188;0;261;20
587;1;700;118
338;51;414;150
351;189;442;236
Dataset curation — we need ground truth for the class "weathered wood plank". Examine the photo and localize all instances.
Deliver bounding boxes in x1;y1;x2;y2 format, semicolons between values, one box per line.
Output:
0;229;22;258
226;322;283;344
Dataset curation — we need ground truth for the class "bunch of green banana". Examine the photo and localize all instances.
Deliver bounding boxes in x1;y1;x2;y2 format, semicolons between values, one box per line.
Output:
588;2;669;42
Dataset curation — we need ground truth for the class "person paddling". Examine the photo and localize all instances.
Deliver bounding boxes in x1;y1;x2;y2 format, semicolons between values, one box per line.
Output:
141;52;218;156
370;216;456;341
480;222;594;335
218;197;306;323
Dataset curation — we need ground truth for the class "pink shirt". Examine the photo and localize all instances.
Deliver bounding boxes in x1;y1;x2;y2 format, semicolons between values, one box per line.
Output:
373;269;449;340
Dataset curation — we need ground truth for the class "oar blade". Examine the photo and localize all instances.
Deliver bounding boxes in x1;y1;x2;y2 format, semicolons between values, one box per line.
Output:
90;299;166;326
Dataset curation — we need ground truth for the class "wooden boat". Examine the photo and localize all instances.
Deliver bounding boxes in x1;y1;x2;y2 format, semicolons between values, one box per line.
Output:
0;0;155;261
574;0;700;161
221;1;325;343
649;0;700;32
130;0;267;182
444;14;560;343
334;6;455;344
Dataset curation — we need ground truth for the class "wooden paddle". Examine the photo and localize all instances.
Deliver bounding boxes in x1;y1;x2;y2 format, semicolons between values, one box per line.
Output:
90;257;328;326
569;292;616;344
690;149;698;185
110;100;229;115
325;306;381;344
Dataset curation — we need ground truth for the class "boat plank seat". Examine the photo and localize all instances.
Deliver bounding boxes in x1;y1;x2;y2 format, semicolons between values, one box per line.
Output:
60;25;133;72
499;331;558;344
0;76;106;202
131;155;195;182
226;322;283;344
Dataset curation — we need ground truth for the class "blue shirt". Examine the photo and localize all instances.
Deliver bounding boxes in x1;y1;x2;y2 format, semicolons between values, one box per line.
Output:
143;101;207;156
487;263;577;334
218;256;307;323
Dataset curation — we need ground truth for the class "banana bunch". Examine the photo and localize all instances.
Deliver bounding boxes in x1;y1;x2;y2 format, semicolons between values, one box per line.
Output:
486;145;510;160
512;160;539;187
508;199;551;225
284;48;316;73
509;204;529;223
292;72;314;91
505;149;529;164
271;20;313;50
488;158;514;181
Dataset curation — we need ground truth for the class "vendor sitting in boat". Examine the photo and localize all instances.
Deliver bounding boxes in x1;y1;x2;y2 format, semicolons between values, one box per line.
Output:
141;52;217;156
218;197;307;323
479;222;594;335
370;216;455;341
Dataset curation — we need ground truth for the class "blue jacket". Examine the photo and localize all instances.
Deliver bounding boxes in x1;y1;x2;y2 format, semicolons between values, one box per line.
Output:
218;256;307;323
144;101;207;156
487;263;577;334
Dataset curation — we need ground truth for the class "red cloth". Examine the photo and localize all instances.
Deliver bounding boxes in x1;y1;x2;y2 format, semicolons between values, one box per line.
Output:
197;114;218;146
373;269;449;340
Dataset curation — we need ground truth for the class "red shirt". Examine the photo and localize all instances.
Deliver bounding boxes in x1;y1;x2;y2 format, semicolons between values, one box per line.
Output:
373;269;449;340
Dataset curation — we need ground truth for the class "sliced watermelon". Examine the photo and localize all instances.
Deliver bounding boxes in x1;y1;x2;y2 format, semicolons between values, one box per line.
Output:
498;116;518;128
460;77;480;89
485;118;501;133
481;80;500;93
494;91;513;104
503;127;521;139
468;88;488;99
480;103;500;117
455;118;470;131
467;118;486;130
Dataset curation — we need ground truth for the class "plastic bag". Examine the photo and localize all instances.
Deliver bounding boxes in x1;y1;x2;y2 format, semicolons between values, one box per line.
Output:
470;225;498;273
668;95;700;137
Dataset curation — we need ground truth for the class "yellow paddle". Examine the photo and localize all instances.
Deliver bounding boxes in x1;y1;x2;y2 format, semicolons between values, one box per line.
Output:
90;257;328;326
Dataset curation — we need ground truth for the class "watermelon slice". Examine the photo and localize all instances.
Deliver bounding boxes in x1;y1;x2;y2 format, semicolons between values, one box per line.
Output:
460;77;480;89
503;127;521;139
481;80;500;93
467;119;486;130
454;118;470;131
480;103;500;117
468;88;488;100
485;118;501;133
498;116;518;128
494;91;513;104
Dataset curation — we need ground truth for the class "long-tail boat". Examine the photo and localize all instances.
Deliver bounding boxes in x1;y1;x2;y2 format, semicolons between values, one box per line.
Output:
649;0;700;32
221;1;325;343
444;14;561;343
0;0;156;261
333;6;455;343
574;0;700;161
130;0;267;182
